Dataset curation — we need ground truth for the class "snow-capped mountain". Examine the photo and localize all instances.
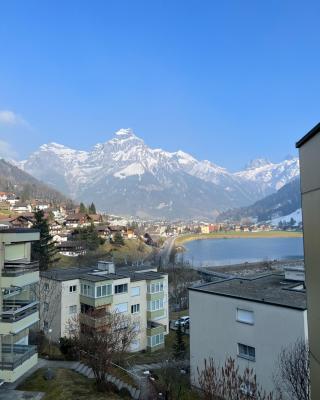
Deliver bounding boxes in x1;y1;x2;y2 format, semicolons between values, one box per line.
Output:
17;128;300;218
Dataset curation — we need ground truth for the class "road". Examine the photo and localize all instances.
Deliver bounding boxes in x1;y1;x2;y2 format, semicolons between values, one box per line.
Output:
156;235;177;266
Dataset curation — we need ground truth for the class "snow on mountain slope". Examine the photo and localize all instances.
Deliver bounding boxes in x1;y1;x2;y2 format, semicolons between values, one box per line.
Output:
270;209;302;226
17;128;300;218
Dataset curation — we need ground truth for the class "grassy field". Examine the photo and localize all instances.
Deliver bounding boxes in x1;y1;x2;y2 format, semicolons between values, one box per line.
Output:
175;230;302;246
18;368;124;400
56;238;154;269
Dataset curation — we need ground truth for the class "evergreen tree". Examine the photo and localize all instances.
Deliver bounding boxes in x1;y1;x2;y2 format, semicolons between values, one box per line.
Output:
88;202;96;214
87;223;100;251
32;209;60;270
79;202;87;213
173;322;186;359
113;231;124;246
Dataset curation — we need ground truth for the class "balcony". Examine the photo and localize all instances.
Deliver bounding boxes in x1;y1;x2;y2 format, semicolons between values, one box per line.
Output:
79;312;111;330
0;344;37;371
0;300;39;334
1;261;39;287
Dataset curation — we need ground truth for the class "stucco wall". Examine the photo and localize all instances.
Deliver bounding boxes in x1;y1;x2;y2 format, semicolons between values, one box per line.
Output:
190;290;307;395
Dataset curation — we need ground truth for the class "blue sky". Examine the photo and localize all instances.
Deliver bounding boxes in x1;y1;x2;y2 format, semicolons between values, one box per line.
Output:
0;0;319;170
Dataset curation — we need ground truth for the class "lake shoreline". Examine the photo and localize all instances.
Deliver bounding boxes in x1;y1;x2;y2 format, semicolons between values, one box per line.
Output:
174;231;303;247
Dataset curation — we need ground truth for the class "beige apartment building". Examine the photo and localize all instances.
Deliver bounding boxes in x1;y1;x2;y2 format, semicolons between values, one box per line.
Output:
189;271;307;396
0;228;40;383
40;261;169;352
296;122;320;400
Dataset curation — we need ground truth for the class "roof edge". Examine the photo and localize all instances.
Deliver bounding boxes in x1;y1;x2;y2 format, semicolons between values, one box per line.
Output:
296;122;320;148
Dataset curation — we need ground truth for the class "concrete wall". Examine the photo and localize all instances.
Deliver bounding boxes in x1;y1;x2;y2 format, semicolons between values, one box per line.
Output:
189;290;307;396
299;132;320;399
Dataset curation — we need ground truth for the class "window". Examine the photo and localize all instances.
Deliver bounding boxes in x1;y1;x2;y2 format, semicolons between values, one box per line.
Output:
80;283;94;297
69;305;77;314
237;309;254;325
115;284;128;294
131;339;140;350
96;284;112;298
44;302;49;312
131;304;140;314
43;321;49;331
238;343;256;361
131;286;140;297
133;322;140;332
69;285;77;293
148;333;164;347
44;283;49;291
148;298;164;312
114;302;128;313
147;281;164;294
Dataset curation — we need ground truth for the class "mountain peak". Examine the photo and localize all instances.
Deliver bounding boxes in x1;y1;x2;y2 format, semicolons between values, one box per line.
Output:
109;128;144;146
245;158;271;170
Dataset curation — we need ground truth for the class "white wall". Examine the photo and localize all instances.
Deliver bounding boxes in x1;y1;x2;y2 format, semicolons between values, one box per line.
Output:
190;290;308;396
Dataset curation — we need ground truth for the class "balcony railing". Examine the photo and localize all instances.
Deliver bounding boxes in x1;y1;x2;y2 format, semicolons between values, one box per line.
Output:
0;344;37;370
1;300;38;322
2;261;39;277
79;312;111;329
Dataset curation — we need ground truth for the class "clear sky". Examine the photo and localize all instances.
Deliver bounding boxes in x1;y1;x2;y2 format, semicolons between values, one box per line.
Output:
0;0;319;171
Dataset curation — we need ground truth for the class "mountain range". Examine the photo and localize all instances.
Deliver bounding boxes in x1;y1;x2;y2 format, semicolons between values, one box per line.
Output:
15;129;300;219
217;178;301;223
0;159;68;204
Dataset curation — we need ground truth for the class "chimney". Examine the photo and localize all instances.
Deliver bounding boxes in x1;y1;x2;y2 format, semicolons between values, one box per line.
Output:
97;260;115;274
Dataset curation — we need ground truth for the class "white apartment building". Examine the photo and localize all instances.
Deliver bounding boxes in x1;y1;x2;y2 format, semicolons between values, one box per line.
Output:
40;261;169;352
0;228;40;383
189;271;307;397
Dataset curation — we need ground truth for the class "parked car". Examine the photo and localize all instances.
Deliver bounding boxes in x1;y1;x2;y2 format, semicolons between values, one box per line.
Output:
174;316;190;327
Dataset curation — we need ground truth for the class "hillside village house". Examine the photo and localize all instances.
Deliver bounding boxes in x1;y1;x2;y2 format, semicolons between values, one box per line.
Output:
296;122;320;400
189;269;307;396
0;228;40;383
40;262;169;352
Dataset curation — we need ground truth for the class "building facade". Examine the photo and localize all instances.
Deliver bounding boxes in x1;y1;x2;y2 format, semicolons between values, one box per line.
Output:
189;273;307;396
41;262;169;352
296;123;320;400
0;228;40;383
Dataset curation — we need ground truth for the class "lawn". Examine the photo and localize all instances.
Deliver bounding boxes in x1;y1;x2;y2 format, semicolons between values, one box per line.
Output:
18;368;124;400
124;329;190;366
56;238;153;269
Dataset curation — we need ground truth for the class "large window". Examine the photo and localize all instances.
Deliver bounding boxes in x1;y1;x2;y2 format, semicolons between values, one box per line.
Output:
237;309;254;325
114;302;128;313
148;298;164;312
238;343;256;361
147;333;164;347
131;286;140;297
80;283;94;297
115;284;128;294
147;281;164;294
96;284;112;297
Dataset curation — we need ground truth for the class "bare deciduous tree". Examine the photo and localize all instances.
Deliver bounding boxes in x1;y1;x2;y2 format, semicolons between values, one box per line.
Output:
198;357;280;400
274;339;310;400
67;311;137;390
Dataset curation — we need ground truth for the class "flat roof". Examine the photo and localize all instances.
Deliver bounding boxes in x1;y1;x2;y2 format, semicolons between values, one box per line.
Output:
296;122;320;148
0;228;39;234
189;273;307;310
41;266;166;283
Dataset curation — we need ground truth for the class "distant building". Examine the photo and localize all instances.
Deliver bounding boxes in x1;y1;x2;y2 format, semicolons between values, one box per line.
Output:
0;228;40;383
296;122;320;400
56;241;86;257
40;262;169;352
189;271;307;396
